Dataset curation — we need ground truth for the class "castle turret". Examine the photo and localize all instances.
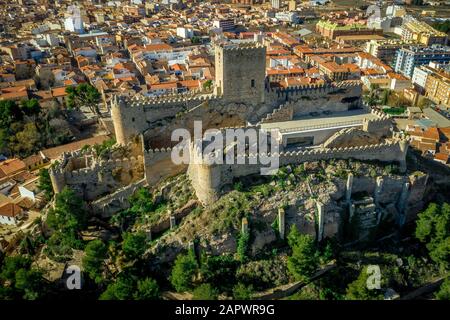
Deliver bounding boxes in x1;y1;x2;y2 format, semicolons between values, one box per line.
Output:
111;95;147;145
49;167;66;194
214;42;266;105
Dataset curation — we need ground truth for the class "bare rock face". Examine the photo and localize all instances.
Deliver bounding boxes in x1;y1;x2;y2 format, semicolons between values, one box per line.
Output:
251;229;277;255
145;160;430;266
205;233;237;256
323;128;382;148
405;173;429;223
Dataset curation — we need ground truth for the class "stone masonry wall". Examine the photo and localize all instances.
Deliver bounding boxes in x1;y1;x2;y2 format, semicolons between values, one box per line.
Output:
189;139;409;205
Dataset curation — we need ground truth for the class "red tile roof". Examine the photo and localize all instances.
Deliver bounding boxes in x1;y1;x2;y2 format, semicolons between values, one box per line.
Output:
0;202;22;218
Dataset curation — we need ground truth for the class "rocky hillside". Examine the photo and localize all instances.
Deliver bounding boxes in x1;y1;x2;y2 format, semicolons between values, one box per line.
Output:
141;159;429;269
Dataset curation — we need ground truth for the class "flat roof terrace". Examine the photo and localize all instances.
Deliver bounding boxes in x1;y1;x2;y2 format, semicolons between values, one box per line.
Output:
261;109;378;134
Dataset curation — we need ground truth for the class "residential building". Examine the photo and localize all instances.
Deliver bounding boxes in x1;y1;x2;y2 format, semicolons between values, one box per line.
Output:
275;12;300;24
424;69;450;107
394;45;450;78
271;0;282;9
0;202;23;225
288;0;296;11
213;19;235;32
177;27;194;39
401;20;447;46
316;20;383;40
64;5;84;34
365;39;412;66
412;64;434;91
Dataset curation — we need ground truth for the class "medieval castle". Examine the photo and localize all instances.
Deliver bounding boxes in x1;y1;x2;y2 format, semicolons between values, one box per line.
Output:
49;41;412;231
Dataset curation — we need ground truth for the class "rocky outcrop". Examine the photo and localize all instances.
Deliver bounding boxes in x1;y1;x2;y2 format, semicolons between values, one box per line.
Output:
146;160;430;266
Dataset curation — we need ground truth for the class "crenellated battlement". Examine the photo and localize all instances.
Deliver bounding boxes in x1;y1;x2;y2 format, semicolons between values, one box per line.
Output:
125;92;222;109
257;102;294;125
269;80;361;95
188;138;409;205
218;42;265;51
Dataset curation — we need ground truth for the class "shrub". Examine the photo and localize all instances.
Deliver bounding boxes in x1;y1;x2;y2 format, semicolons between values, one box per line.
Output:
170;251;198;292
192;283;219;300
287;226;320;282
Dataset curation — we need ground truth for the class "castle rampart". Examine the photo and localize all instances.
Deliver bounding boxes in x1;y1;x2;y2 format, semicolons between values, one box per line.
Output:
143;147;188;185
188;139;409;205
49;150;145;201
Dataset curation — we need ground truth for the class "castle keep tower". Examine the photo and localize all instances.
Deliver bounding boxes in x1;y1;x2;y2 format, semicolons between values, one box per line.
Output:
215;42;266;105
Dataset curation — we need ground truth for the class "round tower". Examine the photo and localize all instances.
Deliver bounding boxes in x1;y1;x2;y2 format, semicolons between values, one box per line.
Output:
49;167;66;194
111;95;146;145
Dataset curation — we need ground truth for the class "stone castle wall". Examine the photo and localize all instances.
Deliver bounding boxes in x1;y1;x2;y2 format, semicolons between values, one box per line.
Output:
266;80;362;118
49;152;144;201
143;147;188;185
258;102;294;124
90;178;147;217
188;139;409;205
112;81;363;148
111;93;222;145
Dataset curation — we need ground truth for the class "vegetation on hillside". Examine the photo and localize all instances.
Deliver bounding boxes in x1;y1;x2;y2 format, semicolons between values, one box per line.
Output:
0;99;71;157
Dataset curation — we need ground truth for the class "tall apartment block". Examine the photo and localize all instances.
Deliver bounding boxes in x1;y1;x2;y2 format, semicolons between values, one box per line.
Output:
394;45;450;78
401;20;448;46
365;39;413;67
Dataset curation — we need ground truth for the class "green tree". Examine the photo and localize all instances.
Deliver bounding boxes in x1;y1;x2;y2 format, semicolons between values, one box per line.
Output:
0;100;23;126
47;187;87;235
121;231;148;261
92;138;116;159
170;251;198;292
134;278;160;300
415;203;450;271
232;283;253;300
66;83;101;115
236;231;250;263
346;266;384;300
0;255;46;300
10;122;41;156
287;226;320;282
202;80;213;91
20;99;41;117
0;128;9;154
83;240;108;284
129;188;154;215
363;87;379;106
38;168;54;201
45;231;78;262
200;254;238;291
110;188;153;232
46;187;87;260
381;89;390;106
99;275;135;300
432;21;450;33
192;283;219;300
436;277;450;300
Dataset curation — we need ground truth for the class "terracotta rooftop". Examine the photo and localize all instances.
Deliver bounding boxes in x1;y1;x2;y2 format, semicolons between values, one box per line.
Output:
0;159;26;180
0;202;22;218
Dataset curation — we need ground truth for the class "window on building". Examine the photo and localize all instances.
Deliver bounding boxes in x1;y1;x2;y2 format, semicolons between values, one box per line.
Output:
132;117;135;122
251;79;255;88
